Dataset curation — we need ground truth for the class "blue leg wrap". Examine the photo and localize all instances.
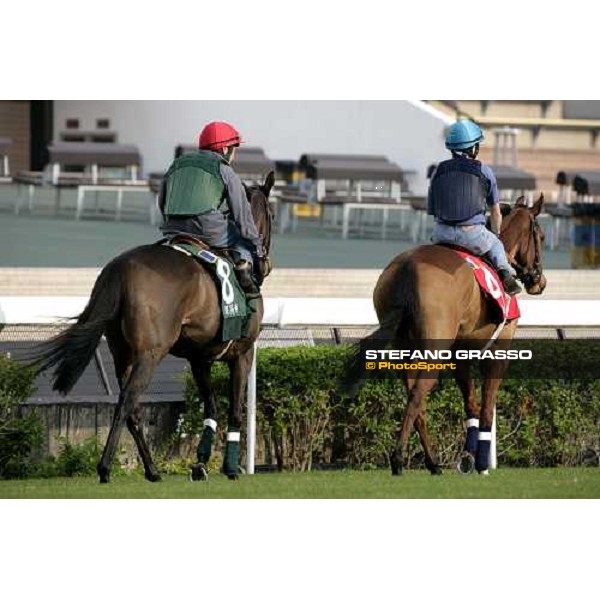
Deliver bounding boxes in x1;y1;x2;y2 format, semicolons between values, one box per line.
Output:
465;426;479;454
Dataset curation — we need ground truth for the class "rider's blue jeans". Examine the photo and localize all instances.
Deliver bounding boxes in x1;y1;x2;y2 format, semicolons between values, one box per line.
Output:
432;222;516;277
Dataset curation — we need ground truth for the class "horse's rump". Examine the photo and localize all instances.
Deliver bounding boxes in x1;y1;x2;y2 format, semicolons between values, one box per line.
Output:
113;244;222;345
29;244;223;394
375;245;480;340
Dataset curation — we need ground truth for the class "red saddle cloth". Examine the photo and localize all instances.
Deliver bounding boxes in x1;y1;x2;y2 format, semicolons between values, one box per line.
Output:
455;250;520;320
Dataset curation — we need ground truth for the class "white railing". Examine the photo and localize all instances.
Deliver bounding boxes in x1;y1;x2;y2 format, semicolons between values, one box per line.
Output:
4;296;600;328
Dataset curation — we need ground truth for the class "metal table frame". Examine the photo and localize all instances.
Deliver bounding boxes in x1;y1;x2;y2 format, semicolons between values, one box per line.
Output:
76;184;156;223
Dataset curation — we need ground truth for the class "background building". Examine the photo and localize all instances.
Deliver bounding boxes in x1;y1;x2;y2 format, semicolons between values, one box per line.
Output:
3;99;600;197
51;100;452;195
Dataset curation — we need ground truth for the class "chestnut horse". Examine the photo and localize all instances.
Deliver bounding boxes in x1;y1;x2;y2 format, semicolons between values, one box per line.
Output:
32;172;275;483
345;195;546;475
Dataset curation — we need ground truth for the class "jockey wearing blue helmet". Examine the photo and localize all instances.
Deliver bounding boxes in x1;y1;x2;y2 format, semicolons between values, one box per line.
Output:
445;119;485;152
427;119;522;295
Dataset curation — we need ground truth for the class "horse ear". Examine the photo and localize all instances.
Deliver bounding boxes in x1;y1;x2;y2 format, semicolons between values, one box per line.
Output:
262;171;276;197
530;193;544;217
514;196;527;208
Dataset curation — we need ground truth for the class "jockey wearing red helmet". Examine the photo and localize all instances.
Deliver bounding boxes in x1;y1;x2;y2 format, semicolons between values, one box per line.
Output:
159;121;263;294
198;121;242;152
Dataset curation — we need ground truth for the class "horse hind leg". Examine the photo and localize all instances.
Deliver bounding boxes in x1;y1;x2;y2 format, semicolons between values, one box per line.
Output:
413;412;442;475
391;375;440;476
126;403;161;482
97;352;161;483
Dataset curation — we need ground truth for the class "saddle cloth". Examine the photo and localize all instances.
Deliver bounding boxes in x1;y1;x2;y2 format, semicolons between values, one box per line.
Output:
162;235;253;342
454;250;520;320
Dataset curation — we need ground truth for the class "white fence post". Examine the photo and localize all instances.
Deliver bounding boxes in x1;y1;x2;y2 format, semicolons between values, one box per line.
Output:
246;342;257;475
491;407;498;470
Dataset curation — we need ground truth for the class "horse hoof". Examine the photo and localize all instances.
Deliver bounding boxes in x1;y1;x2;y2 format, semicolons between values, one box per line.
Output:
97;466;110;484
145;471;162;483
478;469;490;476
190;464;208;482
391;467;403;476
429;465;443;476
226;472;239;481
457;453;475;475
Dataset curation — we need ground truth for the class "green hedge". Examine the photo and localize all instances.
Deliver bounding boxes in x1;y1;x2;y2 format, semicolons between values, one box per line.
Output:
0;354;131;479
2;346;599;477
0;354;43;478
183;346;600;471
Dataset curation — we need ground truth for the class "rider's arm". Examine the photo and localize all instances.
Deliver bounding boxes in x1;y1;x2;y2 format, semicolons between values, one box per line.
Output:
490;203;502;235
426;185;434;216
158;178;167;217
482;164;501;234
220;163;264;256
426;166;437;216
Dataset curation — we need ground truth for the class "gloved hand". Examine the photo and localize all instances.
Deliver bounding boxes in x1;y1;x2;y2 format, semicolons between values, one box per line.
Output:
254;235;265;258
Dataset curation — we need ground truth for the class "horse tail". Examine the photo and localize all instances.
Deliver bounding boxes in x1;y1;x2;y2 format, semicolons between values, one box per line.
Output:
388;259;422;336
340;259;421;396
31;262;123;395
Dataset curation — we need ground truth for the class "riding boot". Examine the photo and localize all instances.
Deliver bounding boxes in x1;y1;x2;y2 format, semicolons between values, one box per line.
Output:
234;260;260;297
498;269;522;296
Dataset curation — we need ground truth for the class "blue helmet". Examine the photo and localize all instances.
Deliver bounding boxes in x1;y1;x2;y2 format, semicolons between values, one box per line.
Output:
445;119;484;151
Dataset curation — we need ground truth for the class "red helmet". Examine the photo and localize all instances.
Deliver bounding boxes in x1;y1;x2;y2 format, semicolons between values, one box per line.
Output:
198;121;242;151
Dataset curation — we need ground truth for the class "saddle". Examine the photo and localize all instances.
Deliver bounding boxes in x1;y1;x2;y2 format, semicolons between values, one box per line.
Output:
162;233;265;294
160;234;255;341
435;242;497;271
165;234;235;264
435;242;520;321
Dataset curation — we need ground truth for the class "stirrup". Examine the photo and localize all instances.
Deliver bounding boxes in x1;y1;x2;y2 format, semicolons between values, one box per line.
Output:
498;271;522;296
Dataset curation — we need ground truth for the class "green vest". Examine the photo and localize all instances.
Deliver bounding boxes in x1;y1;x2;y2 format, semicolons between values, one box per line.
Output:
163;150;228;216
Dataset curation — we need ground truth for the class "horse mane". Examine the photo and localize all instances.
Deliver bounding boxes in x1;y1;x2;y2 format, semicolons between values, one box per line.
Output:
245;173;275;255
499;204;532;250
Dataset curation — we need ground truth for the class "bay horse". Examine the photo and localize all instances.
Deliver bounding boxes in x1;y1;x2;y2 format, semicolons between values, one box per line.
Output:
345;195;546;475
31;172;275;483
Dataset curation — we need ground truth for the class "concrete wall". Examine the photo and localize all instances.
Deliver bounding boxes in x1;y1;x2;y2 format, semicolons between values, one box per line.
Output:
53;100;452;195
22;399;183;464
0;100;30;173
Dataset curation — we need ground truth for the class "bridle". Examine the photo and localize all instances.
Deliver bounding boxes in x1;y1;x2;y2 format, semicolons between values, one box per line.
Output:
508;211;544;289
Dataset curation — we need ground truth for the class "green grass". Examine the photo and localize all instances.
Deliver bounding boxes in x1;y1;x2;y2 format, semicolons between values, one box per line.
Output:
0;468;598;499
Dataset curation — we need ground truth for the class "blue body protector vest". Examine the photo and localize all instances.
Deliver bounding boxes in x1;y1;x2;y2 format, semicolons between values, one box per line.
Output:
429;157;490;224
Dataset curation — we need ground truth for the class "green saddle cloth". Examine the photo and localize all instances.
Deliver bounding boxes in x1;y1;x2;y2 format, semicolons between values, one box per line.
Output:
167;242;258;342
